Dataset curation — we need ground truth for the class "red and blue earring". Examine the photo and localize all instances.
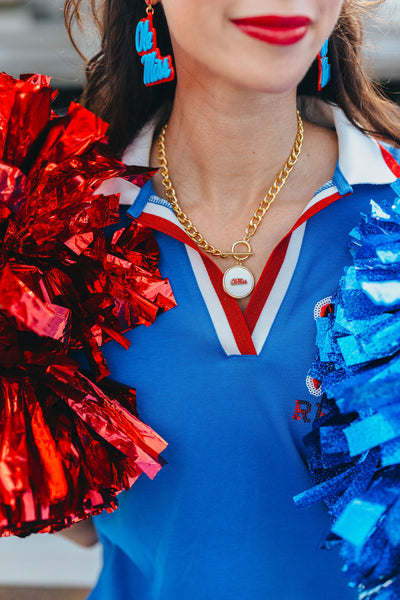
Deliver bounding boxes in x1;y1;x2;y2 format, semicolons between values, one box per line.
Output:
318;39;331;90
135;1;175;86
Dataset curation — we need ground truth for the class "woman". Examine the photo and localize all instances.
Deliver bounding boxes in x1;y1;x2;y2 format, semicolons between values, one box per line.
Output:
61;0;400;598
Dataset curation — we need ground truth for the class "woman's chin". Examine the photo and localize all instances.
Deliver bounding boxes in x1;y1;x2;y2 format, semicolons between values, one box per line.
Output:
226;72;306;97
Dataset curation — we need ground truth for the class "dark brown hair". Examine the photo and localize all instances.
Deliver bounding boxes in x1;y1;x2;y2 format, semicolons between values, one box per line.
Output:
65;0;400;155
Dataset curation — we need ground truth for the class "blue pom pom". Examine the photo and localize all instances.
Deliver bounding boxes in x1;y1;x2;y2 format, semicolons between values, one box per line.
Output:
294;185;400;598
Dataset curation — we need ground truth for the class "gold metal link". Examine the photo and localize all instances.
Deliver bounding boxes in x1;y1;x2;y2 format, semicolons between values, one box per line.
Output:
157;111;303;258
146;1;154;15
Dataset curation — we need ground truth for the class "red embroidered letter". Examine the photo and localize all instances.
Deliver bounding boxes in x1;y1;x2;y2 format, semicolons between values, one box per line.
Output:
292;400;312;423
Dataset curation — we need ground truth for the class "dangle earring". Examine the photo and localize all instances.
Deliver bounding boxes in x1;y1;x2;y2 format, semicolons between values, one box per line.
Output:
135;1;175;86
317;39;331;90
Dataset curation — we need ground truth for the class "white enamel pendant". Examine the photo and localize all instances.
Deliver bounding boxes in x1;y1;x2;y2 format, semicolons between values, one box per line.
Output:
222;265;255;299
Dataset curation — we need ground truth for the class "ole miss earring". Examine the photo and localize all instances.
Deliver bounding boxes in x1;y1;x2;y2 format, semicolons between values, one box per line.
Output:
136;1;175;86
318;39;331;90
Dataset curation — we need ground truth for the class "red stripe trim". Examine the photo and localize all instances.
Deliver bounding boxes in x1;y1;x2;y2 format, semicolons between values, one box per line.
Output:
245;236;290;334
200;256;257;355
137;212;257;355
244;190;344;332
289;191;343;233
138;212;198;249
378;142;400;177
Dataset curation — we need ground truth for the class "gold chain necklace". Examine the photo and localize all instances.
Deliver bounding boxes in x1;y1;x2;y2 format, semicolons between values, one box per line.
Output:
158;111;304;299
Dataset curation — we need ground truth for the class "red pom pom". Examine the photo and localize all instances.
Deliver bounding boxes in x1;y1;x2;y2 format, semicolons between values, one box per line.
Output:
0;73;174;536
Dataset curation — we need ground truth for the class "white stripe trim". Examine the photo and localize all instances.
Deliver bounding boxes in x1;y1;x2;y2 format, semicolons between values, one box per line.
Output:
142;184;333;237
142;202;184;228
185;246;241;356
301;183;339;216
252;223;306;354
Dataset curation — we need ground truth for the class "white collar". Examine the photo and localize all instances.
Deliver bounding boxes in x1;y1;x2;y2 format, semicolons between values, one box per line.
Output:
96;99;397;206
299;97;396;188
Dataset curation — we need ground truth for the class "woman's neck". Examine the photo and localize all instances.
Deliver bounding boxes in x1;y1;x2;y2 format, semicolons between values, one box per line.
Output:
150;77;300;216
149;72;338;312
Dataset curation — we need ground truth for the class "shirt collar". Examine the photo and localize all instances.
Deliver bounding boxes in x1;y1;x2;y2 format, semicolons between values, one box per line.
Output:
96;99;398;207
300;97;397;189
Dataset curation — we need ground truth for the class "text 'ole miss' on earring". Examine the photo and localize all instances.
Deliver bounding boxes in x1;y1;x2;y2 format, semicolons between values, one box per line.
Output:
135;2;175;86
318;39;331;90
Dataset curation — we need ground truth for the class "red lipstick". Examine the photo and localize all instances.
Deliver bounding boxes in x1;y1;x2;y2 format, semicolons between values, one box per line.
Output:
232;15;312;46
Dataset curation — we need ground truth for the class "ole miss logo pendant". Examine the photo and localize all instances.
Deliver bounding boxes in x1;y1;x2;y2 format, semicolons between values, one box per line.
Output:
223;265;255;299
135;12;175;86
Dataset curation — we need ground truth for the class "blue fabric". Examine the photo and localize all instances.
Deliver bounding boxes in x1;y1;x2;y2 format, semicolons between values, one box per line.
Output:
127;179;162;218
332;162;353;196
86;181;395;600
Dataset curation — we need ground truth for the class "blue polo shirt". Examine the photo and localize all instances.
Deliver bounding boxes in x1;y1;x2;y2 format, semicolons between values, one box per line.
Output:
87;104;399;600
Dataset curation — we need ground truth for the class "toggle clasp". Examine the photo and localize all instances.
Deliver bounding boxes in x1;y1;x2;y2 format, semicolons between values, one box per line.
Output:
221;240;253;263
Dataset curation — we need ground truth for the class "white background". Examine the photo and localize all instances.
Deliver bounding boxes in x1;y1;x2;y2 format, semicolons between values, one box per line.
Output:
0;534;101;587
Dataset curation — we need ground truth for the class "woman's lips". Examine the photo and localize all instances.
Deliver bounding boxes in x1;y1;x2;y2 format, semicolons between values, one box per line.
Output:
231;15;312;46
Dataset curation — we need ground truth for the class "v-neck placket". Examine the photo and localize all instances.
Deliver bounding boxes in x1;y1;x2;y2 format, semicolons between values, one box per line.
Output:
127;178;349;357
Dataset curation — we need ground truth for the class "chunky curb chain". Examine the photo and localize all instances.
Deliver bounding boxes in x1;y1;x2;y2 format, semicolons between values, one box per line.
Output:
157;111;304;258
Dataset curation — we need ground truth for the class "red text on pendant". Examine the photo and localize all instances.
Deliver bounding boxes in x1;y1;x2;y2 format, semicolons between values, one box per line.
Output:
230;278;248;286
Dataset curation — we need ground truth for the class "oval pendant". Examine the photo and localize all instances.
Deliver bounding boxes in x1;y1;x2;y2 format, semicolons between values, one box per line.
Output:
222;265;255;299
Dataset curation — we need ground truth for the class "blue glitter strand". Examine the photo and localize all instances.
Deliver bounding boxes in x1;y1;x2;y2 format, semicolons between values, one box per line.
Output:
295;188;400;598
